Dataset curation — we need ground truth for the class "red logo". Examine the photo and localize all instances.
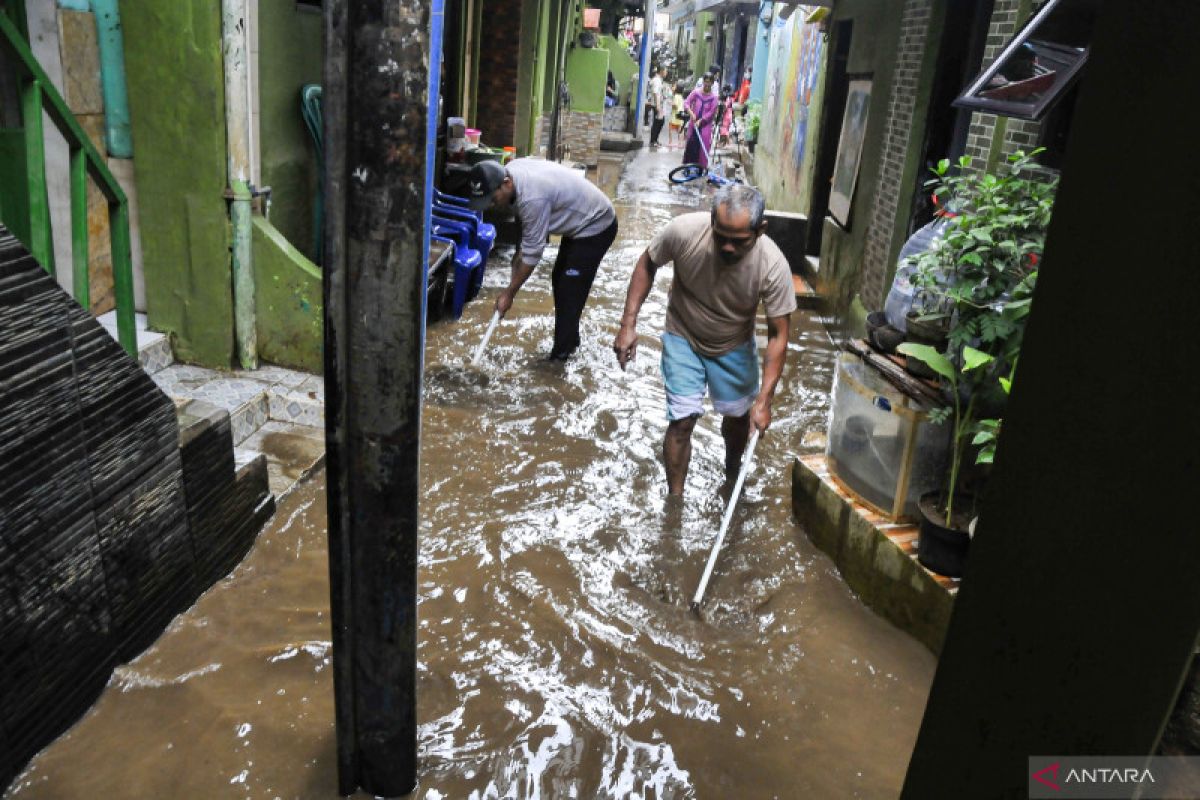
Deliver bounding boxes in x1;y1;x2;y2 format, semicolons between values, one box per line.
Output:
1032;762;1062;791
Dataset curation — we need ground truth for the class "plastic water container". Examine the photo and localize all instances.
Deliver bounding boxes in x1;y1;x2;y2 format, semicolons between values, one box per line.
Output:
465;128;482;146
825;352;951;521
883;216;952;332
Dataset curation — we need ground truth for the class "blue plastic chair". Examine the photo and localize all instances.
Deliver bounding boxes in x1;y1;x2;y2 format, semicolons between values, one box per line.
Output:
434;190;474;211
432;205;492;296
432;217;483;319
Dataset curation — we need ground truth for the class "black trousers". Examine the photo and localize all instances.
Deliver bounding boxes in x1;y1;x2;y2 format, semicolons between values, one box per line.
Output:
550;218;619;359
650;115;666;145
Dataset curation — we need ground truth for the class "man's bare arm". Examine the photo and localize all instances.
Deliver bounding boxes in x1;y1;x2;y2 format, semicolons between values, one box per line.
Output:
750;313;790;432
612;249;660;370
495;248;536;317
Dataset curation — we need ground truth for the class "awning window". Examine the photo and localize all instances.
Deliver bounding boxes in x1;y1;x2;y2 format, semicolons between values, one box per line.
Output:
953;0;1100;121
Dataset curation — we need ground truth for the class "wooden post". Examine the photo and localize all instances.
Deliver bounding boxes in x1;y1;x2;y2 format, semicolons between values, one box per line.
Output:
323;0;439;794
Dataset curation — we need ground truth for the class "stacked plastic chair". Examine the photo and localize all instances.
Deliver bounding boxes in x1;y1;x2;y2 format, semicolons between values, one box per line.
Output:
434;191;494;298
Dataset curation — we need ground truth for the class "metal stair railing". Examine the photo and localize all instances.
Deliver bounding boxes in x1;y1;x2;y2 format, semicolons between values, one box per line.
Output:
0;10;136;356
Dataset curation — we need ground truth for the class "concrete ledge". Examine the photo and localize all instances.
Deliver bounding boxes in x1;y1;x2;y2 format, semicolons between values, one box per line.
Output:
792;453;957;654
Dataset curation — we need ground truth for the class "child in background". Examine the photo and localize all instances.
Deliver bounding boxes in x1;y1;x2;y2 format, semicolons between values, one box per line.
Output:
718;85;734;146
668;81;686;148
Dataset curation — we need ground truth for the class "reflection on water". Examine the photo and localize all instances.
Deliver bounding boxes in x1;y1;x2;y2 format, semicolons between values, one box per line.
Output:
7;148;935;799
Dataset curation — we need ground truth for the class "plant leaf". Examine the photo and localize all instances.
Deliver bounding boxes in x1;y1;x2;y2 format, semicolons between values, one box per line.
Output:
961;345;994;371
999;376;1012;394
897;343;956;382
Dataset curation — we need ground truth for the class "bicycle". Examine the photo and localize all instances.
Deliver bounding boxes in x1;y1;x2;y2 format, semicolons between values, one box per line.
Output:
668;100;747;187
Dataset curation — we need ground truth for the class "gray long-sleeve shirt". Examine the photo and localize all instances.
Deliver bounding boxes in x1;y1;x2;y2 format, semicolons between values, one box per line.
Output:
506;158;616;267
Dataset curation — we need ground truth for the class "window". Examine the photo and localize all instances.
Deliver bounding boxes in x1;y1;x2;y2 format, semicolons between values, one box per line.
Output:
953;0;1100;121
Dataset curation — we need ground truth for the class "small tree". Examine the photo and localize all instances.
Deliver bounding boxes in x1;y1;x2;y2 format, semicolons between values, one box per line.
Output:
901;150;1058;526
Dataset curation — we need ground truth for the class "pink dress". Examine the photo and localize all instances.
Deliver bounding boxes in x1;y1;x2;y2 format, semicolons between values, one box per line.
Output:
684;88;719;168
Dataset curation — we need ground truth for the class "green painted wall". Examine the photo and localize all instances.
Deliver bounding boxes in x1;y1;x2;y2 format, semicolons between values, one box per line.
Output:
691;13;713;76
124;0;232;368
515;0;542;155
251;215;321;374
565;46;609;114
258;0;322;262
598;34;638;107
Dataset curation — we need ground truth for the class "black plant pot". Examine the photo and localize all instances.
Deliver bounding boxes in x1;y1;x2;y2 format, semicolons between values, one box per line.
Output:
916;491;972;577
866;311;905;354
903;311;949;380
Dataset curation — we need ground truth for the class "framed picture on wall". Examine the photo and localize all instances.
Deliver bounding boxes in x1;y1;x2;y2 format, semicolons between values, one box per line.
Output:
829;79;872;228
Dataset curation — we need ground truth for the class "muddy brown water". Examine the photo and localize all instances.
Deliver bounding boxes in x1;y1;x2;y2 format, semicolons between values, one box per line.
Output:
7;148;935;799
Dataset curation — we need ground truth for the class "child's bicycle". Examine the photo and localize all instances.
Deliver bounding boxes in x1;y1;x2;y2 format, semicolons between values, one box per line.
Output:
668;104;746;187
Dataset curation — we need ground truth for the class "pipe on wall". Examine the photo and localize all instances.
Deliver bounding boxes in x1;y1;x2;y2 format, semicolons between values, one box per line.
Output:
58;0;134;157
222;0;258;369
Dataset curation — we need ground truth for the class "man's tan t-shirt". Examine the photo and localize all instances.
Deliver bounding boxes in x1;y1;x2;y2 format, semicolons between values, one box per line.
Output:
647;212;797;357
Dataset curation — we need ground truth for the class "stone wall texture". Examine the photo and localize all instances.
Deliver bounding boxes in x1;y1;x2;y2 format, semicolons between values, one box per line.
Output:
964;0;1043;170
561;111;603;166
858;0;935;311
474;0;523;148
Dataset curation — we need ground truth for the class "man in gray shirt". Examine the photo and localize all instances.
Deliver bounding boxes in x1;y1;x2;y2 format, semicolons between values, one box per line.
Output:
464;158;618;360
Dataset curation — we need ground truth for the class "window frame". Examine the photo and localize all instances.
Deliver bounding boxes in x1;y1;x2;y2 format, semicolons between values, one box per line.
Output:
953;0;1090;121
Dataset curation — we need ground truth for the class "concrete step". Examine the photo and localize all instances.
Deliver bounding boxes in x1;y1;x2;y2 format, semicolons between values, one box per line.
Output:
96;309;174;374
161;363;325;498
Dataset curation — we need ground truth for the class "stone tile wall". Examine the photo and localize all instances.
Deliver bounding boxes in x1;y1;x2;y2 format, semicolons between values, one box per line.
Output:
963;0;1044;170
858;0;935;311
561;111;603;166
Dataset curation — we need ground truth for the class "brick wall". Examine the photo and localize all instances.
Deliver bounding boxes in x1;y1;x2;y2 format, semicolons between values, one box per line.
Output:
858;0;935;310
474;0;523;147
964;0;1044;169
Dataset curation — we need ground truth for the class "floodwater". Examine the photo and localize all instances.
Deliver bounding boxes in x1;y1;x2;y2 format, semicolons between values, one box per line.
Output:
7;147;935;799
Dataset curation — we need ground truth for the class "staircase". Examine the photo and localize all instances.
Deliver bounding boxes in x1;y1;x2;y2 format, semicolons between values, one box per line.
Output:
94;311;325;499
0;227;274;792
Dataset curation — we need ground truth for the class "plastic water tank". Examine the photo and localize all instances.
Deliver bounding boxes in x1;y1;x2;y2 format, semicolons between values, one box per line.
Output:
883;216;952;332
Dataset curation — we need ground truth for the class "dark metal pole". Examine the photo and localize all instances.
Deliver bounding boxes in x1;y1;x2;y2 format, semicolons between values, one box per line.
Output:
323;0;437;794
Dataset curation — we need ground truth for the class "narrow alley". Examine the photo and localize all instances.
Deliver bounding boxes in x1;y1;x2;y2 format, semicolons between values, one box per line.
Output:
5;147;935;799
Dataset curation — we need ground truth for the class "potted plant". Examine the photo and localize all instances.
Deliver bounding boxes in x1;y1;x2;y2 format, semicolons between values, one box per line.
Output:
898;149;1058;576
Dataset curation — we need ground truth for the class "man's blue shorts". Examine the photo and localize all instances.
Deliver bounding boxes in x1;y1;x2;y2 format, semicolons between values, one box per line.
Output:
661;332;759;421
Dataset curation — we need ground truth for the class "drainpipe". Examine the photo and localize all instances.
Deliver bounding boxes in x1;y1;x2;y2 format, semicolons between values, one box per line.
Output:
56;0;133;158
222;0;257;370
634;0;654;138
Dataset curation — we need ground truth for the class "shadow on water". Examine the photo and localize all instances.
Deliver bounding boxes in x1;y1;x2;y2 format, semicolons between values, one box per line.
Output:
7;146;936;799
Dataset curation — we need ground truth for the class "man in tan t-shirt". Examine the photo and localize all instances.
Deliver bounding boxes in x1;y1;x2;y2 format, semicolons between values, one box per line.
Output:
613;185;796;496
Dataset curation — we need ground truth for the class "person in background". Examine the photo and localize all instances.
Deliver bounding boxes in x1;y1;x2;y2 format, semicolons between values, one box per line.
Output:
718;84;734;146
668;80;686;147
605;71;619;108
647;67;668;146
612;184;795;496
683;73;719;169
463;158;618;360
736;68;752;105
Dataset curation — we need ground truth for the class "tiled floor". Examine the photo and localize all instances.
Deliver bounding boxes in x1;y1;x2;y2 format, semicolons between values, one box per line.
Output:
236;420;325;498
151;362;325;445
95;308;325;498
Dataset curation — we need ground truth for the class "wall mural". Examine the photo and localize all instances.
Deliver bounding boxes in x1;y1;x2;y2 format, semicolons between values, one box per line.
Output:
762;10;824;174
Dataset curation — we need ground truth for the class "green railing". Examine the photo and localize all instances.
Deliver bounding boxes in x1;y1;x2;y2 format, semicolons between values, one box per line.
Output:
0;10;136;356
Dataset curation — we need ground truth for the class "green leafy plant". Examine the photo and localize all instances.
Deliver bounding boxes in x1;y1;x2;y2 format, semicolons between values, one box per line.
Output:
901;149;1058;526
742;100;761;142
897;342;993;525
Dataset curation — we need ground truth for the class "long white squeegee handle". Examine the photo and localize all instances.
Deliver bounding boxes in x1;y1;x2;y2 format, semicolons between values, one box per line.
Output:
691;429;760;612
470;310;502;366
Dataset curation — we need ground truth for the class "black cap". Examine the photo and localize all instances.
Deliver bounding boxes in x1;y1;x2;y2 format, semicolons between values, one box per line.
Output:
463;160;507;211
